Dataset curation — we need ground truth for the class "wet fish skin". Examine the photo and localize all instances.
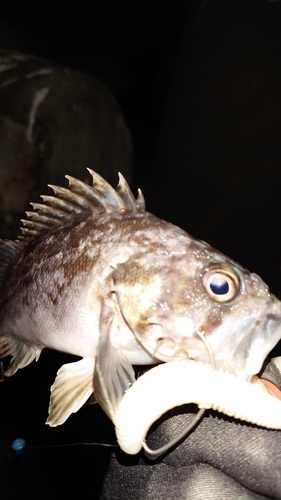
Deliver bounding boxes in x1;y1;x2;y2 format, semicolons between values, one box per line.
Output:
0;210;200;360
0;169;280;427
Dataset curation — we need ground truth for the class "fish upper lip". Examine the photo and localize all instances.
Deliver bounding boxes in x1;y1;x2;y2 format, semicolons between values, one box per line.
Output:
264;312;281;341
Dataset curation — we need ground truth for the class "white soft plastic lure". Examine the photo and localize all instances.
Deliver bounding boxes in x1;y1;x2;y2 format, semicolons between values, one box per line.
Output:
0;169;281;440
114;359;281;455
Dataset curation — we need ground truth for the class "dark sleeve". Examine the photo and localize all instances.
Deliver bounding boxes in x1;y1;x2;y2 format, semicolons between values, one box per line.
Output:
100;361;281;500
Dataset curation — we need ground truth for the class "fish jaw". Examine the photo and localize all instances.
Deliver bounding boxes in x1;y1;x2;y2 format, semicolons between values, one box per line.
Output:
224;303;281;381
135;298;281;382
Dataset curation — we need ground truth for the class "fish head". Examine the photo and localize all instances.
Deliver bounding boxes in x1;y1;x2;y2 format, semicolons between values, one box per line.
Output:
113;247;281;381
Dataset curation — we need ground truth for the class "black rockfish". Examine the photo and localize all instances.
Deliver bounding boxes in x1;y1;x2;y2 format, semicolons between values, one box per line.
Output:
0;169;281;427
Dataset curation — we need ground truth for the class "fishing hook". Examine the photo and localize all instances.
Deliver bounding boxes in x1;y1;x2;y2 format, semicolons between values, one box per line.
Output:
142;328;215;456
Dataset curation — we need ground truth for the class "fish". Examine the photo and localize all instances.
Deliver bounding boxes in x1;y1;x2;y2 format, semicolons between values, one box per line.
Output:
0;168;281;429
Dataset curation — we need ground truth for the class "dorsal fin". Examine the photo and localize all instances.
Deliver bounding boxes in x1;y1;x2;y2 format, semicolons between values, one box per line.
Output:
18;169;145;242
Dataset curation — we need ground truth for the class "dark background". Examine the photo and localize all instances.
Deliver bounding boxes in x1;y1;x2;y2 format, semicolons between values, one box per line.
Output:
1;1;281;498
1;2;281;291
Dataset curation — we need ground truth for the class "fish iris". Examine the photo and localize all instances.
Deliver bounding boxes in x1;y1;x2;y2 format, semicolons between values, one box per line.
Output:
210;277;229;295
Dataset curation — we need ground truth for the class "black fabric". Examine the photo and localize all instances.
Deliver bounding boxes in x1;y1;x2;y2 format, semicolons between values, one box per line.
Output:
100;361;281;499
260;360;281;389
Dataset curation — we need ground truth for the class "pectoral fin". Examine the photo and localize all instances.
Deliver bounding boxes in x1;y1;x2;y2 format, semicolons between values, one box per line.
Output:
94;300;135;422
0;335;43;377
46;357;95;426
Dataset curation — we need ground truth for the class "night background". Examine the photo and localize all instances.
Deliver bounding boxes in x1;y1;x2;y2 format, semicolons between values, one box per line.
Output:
1;1;281;498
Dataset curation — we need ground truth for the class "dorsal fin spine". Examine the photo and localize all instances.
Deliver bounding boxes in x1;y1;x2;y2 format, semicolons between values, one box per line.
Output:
66;175;114;211
41;195;79;213
65;175;105;210
30;202;72;219
21;219;50;229
87;168;125;211
116;172;136;210
25;211;61;227
136;189;146;210
47;185;93;211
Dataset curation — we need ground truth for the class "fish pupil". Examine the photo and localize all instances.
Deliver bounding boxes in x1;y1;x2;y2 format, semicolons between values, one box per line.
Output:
210;276;229;295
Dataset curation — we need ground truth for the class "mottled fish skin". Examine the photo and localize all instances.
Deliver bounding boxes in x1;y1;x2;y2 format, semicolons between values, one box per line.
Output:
0;210;196;358
0;169;281;427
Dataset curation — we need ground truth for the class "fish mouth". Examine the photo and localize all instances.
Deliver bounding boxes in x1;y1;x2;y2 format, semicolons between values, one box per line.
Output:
114;359;281;455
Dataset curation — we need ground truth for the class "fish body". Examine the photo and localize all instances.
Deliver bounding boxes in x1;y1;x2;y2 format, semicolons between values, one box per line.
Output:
0;169;281;425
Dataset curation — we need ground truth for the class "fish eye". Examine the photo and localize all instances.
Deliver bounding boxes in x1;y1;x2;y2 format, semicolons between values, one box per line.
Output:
201;265;240;303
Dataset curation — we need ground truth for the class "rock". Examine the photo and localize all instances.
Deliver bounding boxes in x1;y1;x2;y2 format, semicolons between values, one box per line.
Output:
0;50;132;238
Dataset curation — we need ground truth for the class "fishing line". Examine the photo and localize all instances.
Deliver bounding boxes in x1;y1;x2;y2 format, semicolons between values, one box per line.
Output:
28;442;118;449
11;437;118;452
142;329;216;456
10;333;215;457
